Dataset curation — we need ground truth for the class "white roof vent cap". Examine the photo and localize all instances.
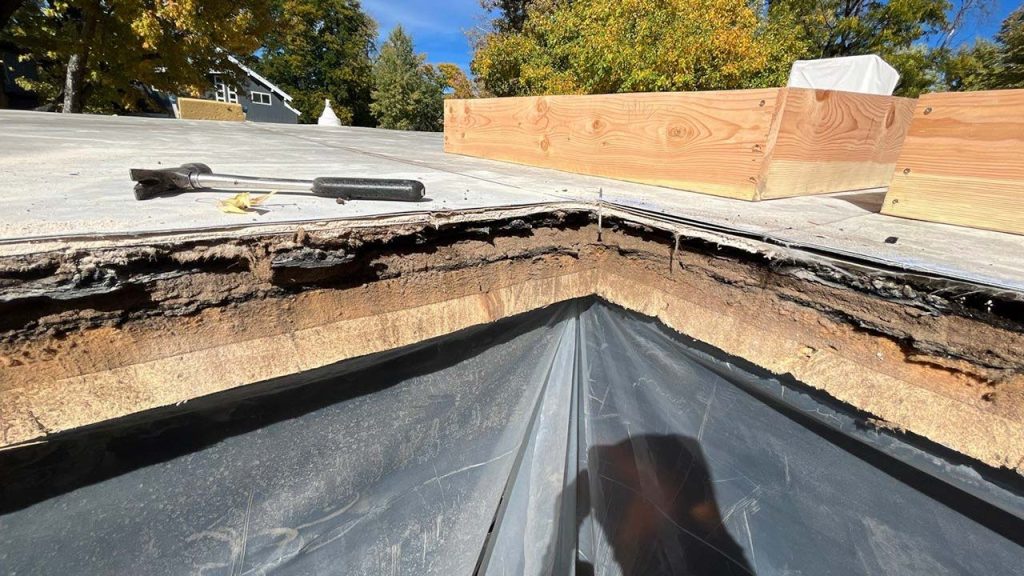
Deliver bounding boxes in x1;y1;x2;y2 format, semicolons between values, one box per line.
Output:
318;99;341;127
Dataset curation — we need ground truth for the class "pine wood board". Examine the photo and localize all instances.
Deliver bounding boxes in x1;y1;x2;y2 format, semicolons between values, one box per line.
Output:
445;89;781;200
445;88;913;201
177;97;245;121
758;88;916;199
883;89;1024;235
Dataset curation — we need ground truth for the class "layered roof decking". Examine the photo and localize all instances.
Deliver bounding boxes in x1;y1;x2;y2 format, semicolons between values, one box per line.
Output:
2;110;1024;480
2;109;1023;291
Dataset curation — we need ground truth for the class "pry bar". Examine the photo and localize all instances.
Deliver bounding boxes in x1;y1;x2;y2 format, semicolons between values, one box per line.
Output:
130;163;425;203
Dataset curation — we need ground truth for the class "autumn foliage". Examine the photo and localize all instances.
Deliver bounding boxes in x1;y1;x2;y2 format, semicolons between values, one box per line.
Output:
472;0;806;96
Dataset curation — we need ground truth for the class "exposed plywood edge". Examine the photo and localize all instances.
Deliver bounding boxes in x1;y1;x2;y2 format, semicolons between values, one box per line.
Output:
444;89;779;200
2;221;1022;478
6;261;1020;473
0;270;596;445
882;89;1024;235
759;89;915;199
595;272;1024;473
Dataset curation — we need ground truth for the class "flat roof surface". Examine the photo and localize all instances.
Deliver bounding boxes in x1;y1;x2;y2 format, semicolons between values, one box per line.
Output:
2;109;1022;291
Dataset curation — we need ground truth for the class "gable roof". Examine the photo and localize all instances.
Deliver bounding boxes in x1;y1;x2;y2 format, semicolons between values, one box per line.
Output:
226;54;301;116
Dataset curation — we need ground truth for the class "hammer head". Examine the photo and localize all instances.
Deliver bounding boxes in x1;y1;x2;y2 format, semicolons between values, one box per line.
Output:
130;163;212;200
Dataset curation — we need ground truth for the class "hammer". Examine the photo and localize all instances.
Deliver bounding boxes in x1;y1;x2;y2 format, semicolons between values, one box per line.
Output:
130;163;426;203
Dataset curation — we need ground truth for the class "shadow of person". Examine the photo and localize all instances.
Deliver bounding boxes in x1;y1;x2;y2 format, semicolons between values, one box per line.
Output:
573;434;755;576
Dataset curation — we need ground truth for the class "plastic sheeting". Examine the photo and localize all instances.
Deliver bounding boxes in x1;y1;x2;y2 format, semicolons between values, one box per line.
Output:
1;300;1022;575
787;55;900;96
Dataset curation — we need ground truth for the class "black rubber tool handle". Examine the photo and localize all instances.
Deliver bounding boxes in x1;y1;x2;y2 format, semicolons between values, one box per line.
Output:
312;177;425;201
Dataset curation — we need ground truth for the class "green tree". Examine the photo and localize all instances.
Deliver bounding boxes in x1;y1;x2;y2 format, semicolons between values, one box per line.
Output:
472;0;806;96
991;6;1024;88
917;5;1023;92
437;63;476;99
768;0;995;95
933;40;1001;91
370;26;444;131
2;0;272;113
256;0;376;125
480;0;535;33
773;0;949;58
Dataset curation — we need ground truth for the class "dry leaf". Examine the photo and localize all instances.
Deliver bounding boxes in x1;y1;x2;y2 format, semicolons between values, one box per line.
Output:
218;191;277;214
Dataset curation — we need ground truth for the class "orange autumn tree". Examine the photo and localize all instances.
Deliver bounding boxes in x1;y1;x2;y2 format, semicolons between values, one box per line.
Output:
4;0;272;113
472;0;806;96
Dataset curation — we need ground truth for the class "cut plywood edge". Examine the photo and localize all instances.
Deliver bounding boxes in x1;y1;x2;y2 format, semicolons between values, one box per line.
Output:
177;97;245;122
883;89;1024;235
757;88;916;199
3;220;1024;476
445;89;781;200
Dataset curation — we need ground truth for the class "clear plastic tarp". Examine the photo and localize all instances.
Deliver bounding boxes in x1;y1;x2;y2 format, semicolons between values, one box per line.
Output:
2;300;1021;575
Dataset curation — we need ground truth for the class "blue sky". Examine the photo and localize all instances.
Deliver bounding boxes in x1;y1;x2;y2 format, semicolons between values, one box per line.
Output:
362;0;1019;74
939;0;1018;45
363;0;486;71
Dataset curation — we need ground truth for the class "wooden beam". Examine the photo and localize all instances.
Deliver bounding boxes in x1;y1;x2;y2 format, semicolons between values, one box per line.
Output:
882;89;1024;235
758;88;915;199
445;89;780;200
444;88;914;201
177;97;245;122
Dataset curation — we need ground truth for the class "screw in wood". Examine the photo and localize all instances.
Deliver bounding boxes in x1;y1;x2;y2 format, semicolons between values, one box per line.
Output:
924;107;933;114
903;168;912;175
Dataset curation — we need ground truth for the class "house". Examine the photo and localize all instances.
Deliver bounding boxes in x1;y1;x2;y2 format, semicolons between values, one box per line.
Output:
187;55;300;124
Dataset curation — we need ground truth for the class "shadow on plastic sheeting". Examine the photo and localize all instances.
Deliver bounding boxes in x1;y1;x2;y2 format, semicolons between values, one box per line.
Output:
0;300;577;515
572;434;754;576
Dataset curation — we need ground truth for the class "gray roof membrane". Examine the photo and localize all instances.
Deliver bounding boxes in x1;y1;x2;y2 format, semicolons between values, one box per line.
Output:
1;300;1021;575
3;110;1024;293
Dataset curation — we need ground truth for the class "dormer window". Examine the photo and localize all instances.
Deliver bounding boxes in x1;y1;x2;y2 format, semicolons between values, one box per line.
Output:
250;91;272;106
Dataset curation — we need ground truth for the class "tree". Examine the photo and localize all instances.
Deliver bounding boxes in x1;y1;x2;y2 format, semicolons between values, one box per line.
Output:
256;0;376;125
933;40;1000;91
2;0;273;113
929;5;1023;91
772;0;949;59
437;63;476;99
480;0;535;33
991;5;1024;88
768;0;1001;95
0;1;25;32
472;0;806;96
370;26;444;131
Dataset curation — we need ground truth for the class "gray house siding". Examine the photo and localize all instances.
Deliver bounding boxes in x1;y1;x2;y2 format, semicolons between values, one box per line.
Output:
239;77;298;124
203;73;298;124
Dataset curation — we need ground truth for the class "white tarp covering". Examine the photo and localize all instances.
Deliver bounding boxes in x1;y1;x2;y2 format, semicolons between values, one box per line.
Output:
787;55;900;95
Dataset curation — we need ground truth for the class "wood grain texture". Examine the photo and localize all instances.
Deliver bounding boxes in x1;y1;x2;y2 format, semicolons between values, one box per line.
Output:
758;88;916;199
445;88;914;201
883;89;1024;235
177;97;245;121
445;89;780;200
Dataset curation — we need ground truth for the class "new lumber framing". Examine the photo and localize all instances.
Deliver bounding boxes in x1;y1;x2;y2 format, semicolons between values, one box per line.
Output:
444;88;915;201
882;89;1024;235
